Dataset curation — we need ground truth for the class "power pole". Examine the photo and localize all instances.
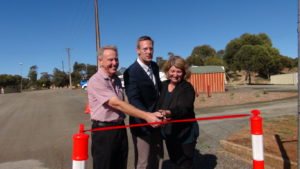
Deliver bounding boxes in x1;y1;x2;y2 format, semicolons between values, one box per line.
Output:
94;0;101;68
19;62;23;92
62;56;65;72
66;48;72;88
297;0;300;169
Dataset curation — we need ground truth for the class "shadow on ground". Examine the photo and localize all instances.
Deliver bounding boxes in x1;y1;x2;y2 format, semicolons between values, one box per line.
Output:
161;149;217;169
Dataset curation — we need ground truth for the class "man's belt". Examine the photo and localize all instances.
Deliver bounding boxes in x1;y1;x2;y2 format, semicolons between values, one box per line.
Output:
92;120;124;127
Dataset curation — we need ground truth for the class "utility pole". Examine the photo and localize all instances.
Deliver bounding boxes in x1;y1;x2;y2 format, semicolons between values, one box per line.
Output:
66;48;72;88
19;62;23;92
297;0;300;169
86;63;88;79
62;56;65;72
94;0;101;68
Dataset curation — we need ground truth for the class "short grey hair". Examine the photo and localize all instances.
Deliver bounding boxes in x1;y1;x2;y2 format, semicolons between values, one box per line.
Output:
98;45;118;59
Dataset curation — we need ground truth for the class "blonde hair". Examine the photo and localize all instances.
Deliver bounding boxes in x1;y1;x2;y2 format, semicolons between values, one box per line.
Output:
163;56;190;80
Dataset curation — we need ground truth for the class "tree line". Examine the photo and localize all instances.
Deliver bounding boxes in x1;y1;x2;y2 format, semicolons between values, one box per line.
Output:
159;33;297;84
0;63;97;91
0;33;297;90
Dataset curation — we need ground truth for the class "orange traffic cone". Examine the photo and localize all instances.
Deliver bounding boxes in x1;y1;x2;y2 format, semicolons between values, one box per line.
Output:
84;103;91;114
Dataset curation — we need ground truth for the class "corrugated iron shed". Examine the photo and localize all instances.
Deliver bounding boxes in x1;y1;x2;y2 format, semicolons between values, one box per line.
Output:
189;66;225;93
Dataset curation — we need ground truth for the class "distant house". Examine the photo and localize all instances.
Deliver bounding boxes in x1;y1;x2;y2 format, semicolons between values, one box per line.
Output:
270;73;298;85
188;66;226;94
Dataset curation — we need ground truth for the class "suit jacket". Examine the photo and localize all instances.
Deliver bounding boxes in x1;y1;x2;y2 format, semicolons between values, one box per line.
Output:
156;80;199;143
124;60;161;136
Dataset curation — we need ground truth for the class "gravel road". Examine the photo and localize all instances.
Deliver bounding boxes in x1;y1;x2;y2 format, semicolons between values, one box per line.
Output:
0;89;296;169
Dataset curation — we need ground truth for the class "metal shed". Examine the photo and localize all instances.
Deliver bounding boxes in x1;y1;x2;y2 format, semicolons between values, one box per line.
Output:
188;66;225;93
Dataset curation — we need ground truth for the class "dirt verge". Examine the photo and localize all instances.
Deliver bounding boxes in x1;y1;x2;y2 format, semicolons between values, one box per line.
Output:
194;88;298;168
224;115;297;168
194;91;297;109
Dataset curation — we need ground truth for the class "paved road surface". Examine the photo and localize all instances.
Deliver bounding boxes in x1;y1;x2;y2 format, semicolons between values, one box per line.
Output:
0;89;297;169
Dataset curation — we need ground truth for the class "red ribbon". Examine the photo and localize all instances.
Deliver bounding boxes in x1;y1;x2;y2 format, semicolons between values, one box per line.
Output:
84;114;250;132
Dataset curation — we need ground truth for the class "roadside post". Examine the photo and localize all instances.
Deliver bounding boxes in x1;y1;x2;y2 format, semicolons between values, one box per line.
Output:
250;109;264;169
72;124;89;169
207;84;211;97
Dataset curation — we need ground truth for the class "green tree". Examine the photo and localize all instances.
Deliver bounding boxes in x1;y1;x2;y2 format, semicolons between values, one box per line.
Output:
279;55;294;70
0;74;20;87
28;65;38;88
257;47;288;78
0;74;24;92
0;74;9;87
204;56;225;66
224;33;284;80
233;45;272;84
292;58;298;67
72;62;97;86
223;38;243;70
216;50;225;58
233;45;255;83
186;45;217;66
240;33;272;47
186;55;203;66
72;62;86;85
38;72;52;89
251;46;272;79
52;68;68;87
87;64;97;79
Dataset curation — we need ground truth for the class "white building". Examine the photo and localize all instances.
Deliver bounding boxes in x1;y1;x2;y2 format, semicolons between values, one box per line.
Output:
270;73;298;85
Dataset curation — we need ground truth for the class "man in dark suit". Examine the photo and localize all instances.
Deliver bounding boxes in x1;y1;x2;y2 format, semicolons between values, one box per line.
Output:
124;36;163;169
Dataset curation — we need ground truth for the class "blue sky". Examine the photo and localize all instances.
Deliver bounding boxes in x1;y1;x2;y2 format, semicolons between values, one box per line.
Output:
0;0;297;77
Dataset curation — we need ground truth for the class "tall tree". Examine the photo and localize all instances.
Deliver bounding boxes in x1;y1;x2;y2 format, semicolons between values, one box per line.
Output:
204;56;225;66
224;33;284;80
72;62;97;85
52;68;68;87
0;74;21;87
216;50;225;58
186;45;217;66
28;65;38;88
223;39;243;70
86;64;97;79
38;72;52;88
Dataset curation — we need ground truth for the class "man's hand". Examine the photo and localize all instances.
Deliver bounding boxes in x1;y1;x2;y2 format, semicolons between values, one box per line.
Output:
145;112;163;128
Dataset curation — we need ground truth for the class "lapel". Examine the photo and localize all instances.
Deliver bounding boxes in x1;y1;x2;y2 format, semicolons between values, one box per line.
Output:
135;61;150;79
135;61;158;89
150;62;161;90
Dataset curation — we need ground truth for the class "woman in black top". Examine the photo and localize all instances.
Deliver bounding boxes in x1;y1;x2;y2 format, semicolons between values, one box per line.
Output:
157;56;199;169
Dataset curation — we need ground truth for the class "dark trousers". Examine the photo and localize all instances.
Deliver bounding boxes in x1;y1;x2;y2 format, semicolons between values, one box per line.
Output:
165;140;196;169
91;122;128;169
